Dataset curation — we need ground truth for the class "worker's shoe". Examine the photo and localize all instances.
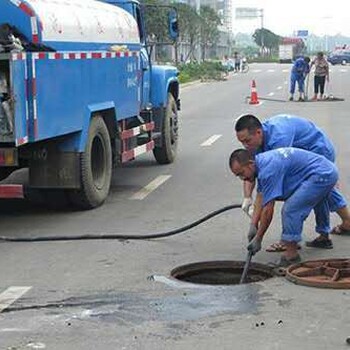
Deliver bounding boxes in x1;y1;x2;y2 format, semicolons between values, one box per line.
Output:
289;96;294;101
298;97;304;102
305;236;333;249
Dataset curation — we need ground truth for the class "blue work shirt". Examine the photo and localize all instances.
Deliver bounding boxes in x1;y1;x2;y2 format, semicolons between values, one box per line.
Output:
256;148;338;206
261;114;335;162
291;57;309;76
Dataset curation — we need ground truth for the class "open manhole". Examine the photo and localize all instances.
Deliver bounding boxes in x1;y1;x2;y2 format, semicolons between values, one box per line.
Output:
171;260;275;285
286;258;350;289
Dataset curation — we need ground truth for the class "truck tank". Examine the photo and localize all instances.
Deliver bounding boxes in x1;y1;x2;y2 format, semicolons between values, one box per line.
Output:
0;0;140;50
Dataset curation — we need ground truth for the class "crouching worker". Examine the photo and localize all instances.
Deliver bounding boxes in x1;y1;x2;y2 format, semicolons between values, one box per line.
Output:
229;147;347;267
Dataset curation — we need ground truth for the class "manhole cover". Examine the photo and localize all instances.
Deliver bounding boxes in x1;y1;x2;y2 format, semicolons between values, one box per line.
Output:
171;260;274;285
286;258;350;289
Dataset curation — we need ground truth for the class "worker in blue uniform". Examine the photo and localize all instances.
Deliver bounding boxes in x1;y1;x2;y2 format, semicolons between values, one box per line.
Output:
289;56;310;101
234;114;350;251
229;147;345;267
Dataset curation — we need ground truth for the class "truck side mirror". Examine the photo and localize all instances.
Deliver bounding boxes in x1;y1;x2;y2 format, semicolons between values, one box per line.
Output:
168;9;178;40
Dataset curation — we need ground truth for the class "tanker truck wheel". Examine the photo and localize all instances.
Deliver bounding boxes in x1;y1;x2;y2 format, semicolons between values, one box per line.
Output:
69;116;112;209
153;93;178;164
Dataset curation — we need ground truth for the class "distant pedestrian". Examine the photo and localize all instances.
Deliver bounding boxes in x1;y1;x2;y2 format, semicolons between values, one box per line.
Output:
233;51;241;72
310;52;329;100
289;56;310;101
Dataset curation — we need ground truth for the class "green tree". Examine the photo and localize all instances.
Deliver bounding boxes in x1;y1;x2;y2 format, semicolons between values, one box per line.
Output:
253;28;282;56
173;3;200;61
199;5;221;60
142;0;169;43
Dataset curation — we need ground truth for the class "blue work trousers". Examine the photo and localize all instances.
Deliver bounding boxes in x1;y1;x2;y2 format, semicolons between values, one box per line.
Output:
281;172;346;242
290;73;305;94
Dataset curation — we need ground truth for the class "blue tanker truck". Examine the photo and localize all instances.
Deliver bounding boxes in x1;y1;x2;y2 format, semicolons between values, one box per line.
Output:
0;0;180;209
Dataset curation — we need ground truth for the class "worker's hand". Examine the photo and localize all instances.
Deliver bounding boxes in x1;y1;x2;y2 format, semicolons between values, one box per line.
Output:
247;223;257;242
247;236;262;255
242;197;253;217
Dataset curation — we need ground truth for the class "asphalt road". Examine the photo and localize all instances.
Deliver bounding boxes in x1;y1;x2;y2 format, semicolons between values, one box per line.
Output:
1;62;350;349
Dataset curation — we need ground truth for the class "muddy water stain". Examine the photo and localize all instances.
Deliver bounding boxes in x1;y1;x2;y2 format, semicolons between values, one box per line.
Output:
68;285;270;324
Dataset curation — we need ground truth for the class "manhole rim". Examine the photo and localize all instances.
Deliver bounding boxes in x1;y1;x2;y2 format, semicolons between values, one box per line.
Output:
286;258;350;289
170;260;276;285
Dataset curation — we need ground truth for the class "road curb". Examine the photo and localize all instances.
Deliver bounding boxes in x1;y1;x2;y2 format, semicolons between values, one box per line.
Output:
180;79;202;88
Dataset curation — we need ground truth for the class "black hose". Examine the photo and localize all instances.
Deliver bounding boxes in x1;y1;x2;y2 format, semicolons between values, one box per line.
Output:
0;204;241;242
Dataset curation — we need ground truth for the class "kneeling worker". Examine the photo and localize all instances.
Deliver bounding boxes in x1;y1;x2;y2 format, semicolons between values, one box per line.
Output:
234;114;350;252
229;147;347;267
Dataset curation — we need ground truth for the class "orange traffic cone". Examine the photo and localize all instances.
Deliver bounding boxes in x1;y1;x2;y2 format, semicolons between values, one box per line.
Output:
249;80;259;105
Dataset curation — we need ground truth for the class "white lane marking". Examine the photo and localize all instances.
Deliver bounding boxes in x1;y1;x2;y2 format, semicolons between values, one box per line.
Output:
268;92;275;96
201;134;222;147
130;175;172;200
282;69;289;73
252;69;262;73
277;86;282;90
0;286;31;313
340;69;347;72
267;69;275;72
26;342;46;349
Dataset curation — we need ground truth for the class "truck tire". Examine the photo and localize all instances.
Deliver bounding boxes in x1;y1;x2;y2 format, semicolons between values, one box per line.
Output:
153;93;178;164
69;116;112;209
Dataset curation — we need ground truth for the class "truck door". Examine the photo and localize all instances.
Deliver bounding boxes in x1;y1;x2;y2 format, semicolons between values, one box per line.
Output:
10;54;29;145
135;5;150;109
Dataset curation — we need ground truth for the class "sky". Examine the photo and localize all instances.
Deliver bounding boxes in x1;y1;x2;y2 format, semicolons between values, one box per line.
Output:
232;0;350;37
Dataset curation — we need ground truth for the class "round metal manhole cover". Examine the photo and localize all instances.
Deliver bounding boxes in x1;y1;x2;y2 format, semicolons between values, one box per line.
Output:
171;260;275;285
286;258;350;289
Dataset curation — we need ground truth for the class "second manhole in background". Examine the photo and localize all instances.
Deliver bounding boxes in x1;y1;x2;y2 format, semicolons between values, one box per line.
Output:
171;260;275;285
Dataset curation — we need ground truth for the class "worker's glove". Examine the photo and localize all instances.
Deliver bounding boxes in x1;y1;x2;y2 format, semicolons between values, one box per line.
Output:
242;197;253;217
247;223;257;242
247;236;262;255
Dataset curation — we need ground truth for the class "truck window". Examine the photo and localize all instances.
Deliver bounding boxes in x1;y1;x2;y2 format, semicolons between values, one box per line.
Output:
135;6;144;43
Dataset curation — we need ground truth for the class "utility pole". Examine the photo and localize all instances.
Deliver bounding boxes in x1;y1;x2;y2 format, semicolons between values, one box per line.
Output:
235;7;264;55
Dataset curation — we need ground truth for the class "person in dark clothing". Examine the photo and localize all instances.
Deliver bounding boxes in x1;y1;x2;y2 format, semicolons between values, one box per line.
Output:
310;52;329;100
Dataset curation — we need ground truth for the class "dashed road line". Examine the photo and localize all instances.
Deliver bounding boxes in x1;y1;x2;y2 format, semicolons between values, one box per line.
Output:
282;69;289;73
201;134;222;147
267;69;275;72
268;92;275;96
129;175;172;200
252;69;262;73
0;286;32;313
277;86;283;90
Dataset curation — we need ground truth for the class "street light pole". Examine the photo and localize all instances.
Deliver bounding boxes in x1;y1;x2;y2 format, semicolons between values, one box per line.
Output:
196;0;201;61
259;8;264;56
